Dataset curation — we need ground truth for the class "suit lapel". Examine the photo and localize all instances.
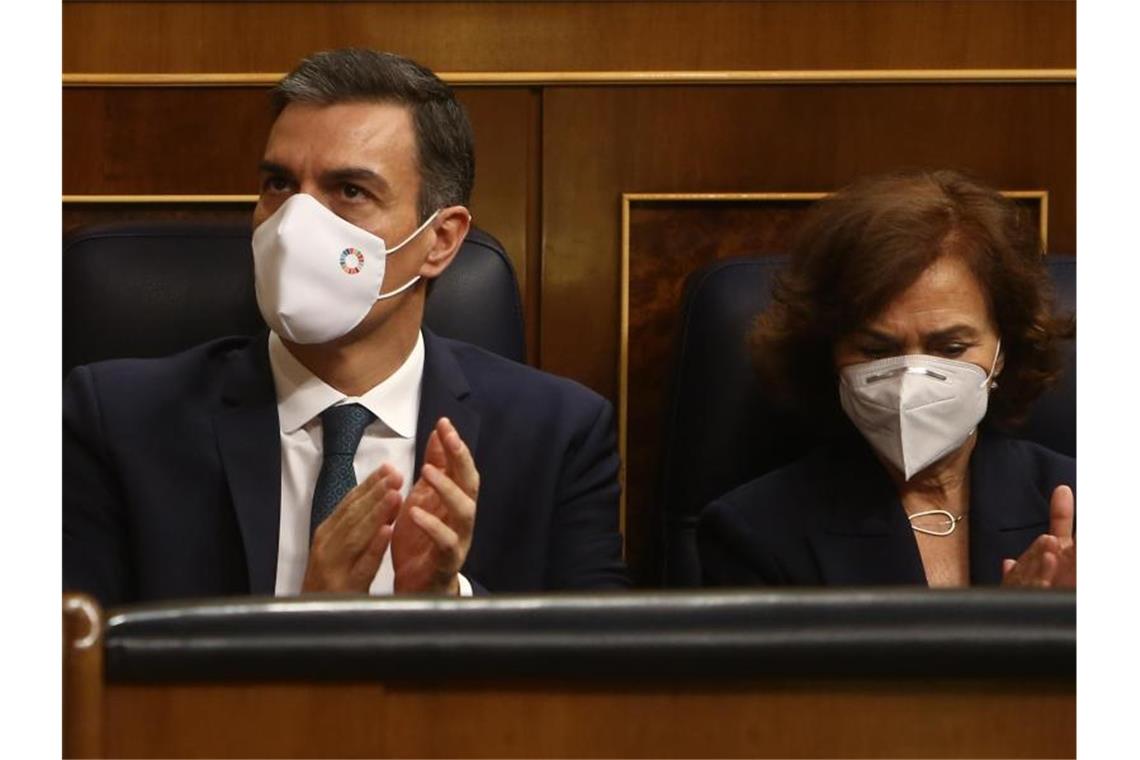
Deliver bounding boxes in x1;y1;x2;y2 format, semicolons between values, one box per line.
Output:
415;330;481;474
968;432;1051;585
810;437;927;586
213;334;282;595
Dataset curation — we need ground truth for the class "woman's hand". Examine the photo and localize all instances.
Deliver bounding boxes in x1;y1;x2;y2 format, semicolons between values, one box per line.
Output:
1001;485;1075;589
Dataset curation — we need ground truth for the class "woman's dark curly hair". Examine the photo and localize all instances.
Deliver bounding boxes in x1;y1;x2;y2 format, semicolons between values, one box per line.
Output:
751;169;1074;429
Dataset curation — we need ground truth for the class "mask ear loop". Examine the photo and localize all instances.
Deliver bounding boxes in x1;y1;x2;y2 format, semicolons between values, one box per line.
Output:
376;273;422;301
981;338;1002;390
375;210;442;301
384;210;441;257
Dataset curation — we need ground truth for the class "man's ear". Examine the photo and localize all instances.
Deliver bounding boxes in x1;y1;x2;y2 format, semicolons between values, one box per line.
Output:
419;206;471;280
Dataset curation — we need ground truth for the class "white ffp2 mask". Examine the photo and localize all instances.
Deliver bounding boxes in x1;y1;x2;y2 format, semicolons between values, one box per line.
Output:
838;341;1001;481
252;194;438;344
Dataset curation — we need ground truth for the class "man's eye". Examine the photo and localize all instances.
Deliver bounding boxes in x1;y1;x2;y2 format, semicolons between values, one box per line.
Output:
262;177;291;193
341;184;365;200
860;346;894;359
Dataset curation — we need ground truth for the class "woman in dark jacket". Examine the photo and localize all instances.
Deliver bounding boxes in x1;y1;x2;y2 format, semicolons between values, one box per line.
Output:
698;170;1075;588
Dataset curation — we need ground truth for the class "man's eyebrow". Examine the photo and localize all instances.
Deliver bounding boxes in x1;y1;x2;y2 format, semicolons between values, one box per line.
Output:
258;160;294;177
322;166;391;195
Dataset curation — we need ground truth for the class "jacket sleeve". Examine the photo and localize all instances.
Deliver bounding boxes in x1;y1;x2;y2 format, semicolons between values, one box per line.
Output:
63;365;133;607
543;397;631;589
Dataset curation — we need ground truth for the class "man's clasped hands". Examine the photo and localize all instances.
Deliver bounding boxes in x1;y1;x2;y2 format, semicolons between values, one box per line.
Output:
302;417;478;595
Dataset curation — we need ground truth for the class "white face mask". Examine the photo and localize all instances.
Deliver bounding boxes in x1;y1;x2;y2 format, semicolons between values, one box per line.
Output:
838;340;1001;481
252;194;439;344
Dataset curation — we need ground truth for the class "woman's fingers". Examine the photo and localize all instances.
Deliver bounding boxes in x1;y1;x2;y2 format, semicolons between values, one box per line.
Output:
1002;534;1061;588
1049;485;1075;543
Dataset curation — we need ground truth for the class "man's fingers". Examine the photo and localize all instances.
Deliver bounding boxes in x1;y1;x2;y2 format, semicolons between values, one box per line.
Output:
352;523;394;580
1049;485;1075;542
438;418;480;499
315;470;382;542
403;471;442;520
424;429;447;469
326;468;401;546
391;428;479;596
345;488;402;549
335;470;390;529
348;463;397;504
332;464;398;524
1002;558;1017;577
422;463;476;530
409;505;462;566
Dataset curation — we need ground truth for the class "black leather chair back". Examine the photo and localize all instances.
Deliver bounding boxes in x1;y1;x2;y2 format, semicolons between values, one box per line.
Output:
63;222;525;375
660;255;1076;586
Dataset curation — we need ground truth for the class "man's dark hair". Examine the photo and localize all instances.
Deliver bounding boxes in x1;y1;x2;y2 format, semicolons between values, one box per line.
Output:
271;48;475;222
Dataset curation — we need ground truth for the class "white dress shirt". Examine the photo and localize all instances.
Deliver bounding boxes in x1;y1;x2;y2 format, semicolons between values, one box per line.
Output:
267;330;471;596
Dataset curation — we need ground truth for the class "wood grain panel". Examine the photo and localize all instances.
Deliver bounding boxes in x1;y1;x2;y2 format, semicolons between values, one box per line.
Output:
63;595;105;759
63;202;255;236
623;200;809;583
102;678;1073;758
542;83;1075;396
541;83;1074;583
63;86;283;194
62;1;1075;74
62;86;539;354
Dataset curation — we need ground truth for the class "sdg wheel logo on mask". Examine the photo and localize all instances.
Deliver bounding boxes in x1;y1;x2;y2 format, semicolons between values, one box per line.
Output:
339;248;365;275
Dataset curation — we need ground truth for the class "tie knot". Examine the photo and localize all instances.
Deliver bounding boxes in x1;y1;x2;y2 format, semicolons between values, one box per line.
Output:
320;403;376;455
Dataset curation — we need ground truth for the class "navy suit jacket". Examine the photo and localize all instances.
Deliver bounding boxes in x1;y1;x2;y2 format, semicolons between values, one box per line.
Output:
698;430;1075;587
64;330;629;606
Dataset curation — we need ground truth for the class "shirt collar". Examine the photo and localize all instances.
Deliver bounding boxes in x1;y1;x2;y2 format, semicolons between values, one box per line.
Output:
267;331;424;438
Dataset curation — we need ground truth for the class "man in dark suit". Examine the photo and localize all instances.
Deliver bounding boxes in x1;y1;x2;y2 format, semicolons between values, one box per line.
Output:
63;49;628;607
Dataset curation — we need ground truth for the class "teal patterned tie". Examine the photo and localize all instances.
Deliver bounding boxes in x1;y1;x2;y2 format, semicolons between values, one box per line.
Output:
310;403;377;536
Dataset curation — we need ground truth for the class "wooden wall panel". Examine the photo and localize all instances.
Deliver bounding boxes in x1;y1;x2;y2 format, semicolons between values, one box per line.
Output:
541;83;1074;583
543;82;1075;396
63;1;1075;74
102;678;1074;758
63;87;273;194
63;202;255;235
